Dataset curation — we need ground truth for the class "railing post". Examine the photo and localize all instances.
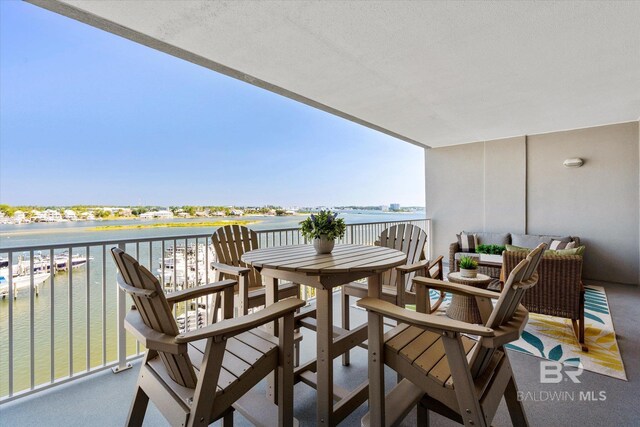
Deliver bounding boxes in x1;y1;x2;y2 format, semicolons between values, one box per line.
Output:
112;243;132;373
426;219;433;261
7;252;14;397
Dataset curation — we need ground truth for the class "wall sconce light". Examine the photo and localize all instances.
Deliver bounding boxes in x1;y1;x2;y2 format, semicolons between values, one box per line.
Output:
563;158;584;168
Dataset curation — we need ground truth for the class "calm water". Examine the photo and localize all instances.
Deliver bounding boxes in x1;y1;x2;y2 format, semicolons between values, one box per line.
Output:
0;211;424;248
0;211;424;397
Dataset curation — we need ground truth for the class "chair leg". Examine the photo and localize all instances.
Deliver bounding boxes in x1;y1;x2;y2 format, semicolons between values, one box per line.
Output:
222;410;234;427
278;313;296;427
295;285;301;367
341;289;350;366
505;376;529;427
579;292;587;352
417;398;429;426
126;386;149;427
572;319;588;352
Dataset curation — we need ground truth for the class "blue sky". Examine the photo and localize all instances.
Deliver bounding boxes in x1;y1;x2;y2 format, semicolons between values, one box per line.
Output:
0;1;425;207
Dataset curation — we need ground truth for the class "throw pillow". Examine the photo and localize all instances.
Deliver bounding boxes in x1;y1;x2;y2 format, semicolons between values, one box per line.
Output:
505;244;529;252
506;244;586;257
551;245;586;256
549;240;576;250
457;232;478;252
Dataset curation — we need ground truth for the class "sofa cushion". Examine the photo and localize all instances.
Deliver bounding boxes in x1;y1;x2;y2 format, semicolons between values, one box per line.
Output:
454;252;480;260
470;232;511;246
457;232;478;252
511;233;572;249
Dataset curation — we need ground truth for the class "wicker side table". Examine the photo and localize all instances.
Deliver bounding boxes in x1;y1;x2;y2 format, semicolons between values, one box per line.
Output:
446;272;493;323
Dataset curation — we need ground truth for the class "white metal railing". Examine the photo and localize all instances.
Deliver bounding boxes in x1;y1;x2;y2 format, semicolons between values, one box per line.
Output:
0;218;429;402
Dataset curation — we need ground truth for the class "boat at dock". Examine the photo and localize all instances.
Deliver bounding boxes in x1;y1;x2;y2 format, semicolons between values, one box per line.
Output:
0;252;90;274
156;244;213;288
51;252;90;271
0;252;88;298
0;269;50;298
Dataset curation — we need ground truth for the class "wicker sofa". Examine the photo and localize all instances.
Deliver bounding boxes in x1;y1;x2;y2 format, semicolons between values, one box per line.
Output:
448;232;581;278
449;231;586;351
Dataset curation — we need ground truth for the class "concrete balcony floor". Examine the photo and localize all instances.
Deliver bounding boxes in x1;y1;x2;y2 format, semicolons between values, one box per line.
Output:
1;282;639;426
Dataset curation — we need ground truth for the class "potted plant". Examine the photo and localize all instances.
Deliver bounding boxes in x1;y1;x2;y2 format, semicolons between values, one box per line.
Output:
475;244;505;263
458;256;479;278
475;244;506;255
300;210;346;254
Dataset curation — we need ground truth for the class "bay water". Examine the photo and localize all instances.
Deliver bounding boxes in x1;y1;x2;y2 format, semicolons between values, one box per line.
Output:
0;211;425;397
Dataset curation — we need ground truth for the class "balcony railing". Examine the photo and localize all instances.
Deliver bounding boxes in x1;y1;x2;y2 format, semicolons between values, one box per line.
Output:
0;218;430;402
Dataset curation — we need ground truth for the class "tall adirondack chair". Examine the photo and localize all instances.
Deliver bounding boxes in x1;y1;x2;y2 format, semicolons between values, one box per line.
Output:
111;248;304;427
358;244;546;427
341;224;444;365
211;225;300;315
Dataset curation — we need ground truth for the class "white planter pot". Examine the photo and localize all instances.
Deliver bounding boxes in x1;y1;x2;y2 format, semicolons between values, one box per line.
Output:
460;268;478;278
313;235;335;254
479;254;503;264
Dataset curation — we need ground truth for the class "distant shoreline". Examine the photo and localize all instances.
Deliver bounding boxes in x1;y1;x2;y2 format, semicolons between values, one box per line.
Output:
90;219;260;231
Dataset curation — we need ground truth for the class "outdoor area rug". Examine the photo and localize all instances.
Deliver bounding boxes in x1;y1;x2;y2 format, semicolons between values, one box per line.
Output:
356;284;627;380
500;285;626;381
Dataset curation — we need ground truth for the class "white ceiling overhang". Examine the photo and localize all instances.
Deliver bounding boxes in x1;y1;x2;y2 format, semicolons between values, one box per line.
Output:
28;0;640;148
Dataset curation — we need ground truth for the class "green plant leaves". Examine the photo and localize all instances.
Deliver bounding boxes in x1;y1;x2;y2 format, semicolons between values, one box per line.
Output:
458;256;478;269
299;210;346;240
476;244;506;255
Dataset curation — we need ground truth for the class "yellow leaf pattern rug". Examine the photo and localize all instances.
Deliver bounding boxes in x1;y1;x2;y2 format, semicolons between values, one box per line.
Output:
424;285;627;380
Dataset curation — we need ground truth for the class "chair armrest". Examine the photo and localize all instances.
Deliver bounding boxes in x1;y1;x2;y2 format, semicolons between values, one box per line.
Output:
396;255;445;275
117;274;157;299
166;279;237;305
356;297;494;337
413;277;499;299
396;259;430;274
175;298;306;343
211;262;251;277
124;309;186;354
427;255;444;280
428;255;444;271
482;305;529;348
449;242;460;272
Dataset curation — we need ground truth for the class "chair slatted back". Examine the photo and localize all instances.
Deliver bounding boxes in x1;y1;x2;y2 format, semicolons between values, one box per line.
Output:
211;225;262;288
379;224;428;289
469;244;546;378
111;248;198;388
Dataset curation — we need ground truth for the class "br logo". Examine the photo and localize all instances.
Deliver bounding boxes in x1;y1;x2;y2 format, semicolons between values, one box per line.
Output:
540;361;583;383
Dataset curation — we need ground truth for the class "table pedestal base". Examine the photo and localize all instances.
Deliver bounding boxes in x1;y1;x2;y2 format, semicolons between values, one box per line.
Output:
445;272;492;324
446;295;483;324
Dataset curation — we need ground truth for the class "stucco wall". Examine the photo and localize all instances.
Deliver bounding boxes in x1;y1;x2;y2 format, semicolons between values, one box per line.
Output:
425;121;639;285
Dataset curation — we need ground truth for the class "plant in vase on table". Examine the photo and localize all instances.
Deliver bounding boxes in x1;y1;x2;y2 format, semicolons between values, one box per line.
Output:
458;256;479;278
300;210;346;254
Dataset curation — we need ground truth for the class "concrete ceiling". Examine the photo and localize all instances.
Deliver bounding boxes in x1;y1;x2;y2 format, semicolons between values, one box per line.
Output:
29;0;640;148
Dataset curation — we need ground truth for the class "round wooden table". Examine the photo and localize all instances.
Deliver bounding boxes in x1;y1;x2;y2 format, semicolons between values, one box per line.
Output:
242;244;407;426
446;272;493;324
